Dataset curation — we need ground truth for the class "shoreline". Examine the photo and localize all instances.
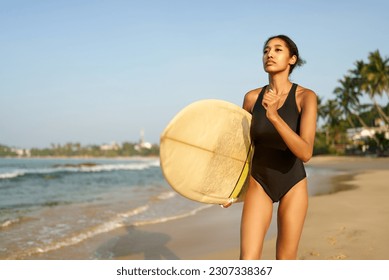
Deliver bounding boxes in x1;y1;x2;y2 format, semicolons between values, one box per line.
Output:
0;156;159;160
6;155;389;260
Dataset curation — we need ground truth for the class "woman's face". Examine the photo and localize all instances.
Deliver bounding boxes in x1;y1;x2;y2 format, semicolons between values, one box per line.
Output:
262;38;296;74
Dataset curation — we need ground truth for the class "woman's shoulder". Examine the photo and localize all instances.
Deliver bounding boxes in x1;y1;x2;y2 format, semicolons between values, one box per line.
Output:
243;87;262;112
295;85;317;110
245;87;263;96
296;85;316;98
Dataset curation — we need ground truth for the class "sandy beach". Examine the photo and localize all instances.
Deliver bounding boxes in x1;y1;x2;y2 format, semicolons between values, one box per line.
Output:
20;155;389;260
117;155;389;260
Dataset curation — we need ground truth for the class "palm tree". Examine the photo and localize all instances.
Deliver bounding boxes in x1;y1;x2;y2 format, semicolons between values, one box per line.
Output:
360;50;389;124
316;95;326;123
336;72;383;150
367;50;389;98
321;99;342;146
333;74;376;130
334;75;360;128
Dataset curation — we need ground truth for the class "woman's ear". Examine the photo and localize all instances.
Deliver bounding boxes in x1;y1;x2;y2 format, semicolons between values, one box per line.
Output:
289;55;297;66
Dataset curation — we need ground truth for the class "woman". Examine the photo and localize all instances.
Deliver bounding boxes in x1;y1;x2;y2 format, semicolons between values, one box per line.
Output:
240;35;317;260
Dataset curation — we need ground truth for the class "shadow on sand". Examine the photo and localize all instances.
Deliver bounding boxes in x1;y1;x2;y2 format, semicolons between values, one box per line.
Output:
96;225;180;260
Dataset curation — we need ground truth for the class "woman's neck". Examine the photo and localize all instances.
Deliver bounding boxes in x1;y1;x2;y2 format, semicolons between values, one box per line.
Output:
268;73;292;95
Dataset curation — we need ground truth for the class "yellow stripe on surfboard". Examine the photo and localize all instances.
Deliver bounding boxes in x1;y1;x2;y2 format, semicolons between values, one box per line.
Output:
229;144;252;202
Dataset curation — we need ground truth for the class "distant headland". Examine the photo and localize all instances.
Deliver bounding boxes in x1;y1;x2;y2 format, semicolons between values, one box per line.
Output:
0;141;159;158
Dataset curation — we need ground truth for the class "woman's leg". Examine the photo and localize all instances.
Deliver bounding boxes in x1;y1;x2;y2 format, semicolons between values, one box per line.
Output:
276;178;308;260
240;176;273;259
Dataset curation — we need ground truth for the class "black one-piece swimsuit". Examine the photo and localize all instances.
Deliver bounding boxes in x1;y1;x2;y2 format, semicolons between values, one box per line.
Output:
250;83;306;202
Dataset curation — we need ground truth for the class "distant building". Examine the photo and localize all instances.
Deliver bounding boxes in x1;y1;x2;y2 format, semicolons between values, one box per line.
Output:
347;119;389;143
346;119;389;153
11;148;31;157
347;127;377;142
100;142;120;151
135;129;152;151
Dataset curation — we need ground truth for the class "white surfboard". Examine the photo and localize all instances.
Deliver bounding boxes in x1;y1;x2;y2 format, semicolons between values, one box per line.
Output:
160;99;252;205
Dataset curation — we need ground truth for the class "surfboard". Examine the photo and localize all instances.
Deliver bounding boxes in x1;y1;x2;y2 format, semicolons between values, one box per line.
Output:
160;99;252;205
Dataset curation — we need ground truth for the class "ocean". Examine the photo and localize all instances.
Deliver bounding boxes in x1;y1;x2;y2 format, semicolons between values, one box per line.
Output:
0;157;330;260
0;157;209;259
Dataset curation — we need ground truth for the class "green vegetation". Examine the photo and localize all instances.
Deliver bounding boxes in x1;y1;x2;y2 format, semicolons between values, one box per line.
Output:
0;142;159;157
0;144;17;157
316;49;389;156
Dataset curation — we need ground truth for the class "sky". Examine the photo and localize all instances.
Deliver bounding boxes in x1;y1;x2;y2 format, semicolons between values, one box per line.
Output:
1;0;389;149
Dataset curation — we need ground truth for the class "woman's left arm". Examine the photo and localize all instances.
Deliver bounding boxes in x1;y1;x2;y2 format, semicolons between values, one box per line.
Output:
265;89;317;162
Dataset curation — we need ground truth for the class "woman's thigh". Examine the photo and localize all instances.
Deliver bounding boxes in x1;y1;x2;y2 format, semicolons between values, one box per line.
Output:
240;176;273;259
276;178;308;259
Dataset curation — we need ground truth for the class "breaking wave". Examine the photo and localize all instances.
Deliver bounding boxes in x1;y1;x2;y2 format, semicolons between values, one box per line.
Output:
0;160;160;181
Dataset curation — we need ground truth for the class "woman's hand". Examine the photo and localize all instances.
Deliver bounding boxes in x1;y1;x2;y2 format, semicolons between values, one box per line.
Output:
262;88;281;119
